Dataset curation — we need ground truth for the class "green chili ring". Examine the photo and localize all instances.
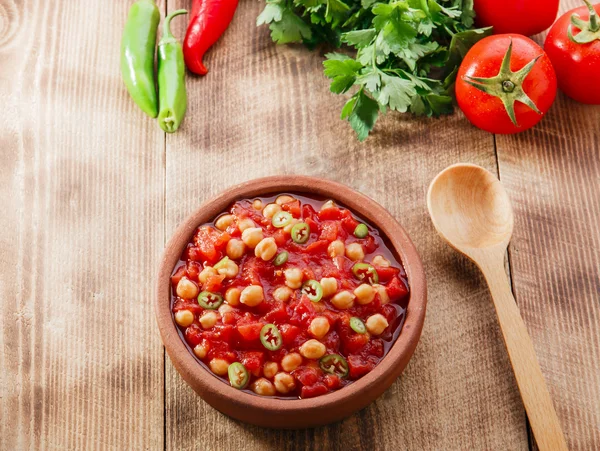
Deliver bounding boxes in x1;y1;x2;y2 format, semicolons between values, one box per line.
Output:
291;222;311;244
319;354;349;378
272;211;293;228
198;291;224;310
273;251;288;266
213;256;231;270
352;263;379;284
350;317;366;334
354;223;369;238
260;324;283;351
228;362;250;389
301;280;323;303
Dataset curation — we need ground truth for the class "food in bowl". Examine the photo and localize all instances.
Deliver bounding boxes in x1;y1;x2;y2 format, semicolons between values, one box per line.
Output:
170;193;410;399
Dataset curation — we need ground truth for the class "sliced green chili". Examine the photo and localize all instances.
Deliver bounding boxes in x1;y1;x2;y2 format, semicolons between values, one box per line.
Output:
354;223;369;238
350;317;366;334
352;263;379;284
319;354;349;378
291;222;310;244
260;324;282;351
272;211;293;228
213;256;230;270
198;291;223;309
228;362;249;389
273;251;288;266
301;280;323;303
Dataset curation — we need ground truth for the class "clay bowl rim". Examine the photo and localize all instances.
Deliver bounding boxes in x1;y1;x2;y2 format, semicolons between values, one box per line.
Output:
156;175;427;416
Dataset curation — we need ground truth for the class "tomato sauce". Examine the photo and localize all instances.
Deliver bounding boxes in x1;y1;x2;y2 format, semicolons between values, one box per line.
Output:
170;194;410;399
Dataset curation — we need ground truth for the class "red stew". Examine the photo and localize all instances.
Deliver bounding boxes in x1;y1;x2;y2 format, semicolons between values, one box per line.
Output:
170;194;410;399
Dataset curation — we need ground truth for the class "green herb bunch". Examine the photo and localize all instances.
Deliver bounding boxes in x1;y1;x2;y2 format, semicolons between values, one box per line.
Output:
257;0;491;140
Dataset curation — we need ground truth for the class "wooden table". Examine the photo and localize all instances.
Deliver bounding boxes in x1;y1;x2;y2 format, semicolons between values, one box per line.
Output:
1;0;598;449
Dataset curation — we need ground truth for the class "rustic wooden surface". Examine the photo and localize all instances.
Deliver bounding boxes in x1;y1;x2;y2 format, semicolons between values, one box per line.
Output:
0;0;597;450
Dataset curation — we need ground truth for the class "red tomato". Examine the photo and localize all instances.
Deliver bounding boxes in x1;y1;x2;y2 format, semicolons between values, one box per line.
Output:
474;0;559;36
545;2;600;104
456;34;557;134
301;382;328;398
386;276;409;303
236;323;263;341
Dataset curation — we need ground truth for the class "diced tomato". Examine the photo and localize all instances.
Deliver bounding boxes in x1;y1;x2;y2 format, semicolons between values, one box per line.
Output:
386;276;409;302
194;227;221;263
348;355;378;379
240;351;265;376
173;301;203;316
279;324;301;346
324;374;341;390
318;207;344;221
321;310;339;326
301;382;329;398
362;338;384;358
302;204;317;220
294;367;319;386
341;216;359;234
184;324;203;347
305;217;319;235
236;322;263;342
342;333;369;354
381;304;396;325
363;235;378;254
221;311;240;325
375;266;400;283
322;330;340;351
171;265;187;286
214;232;231;251
264;303;289;324
204;324;235;344
203;274;226;292
272;229;288;247
304;239;329;255
282;200;301;218
187;246;204;262
186;261;202;281
319;221;338;242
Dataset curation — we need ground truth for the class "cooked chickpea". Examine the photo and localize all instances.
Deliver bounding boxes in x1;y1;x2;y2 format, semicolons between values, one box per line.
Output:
372;255;390;267
240;285;264;307
218;304;233;315
241;227;263;248
273;286;293;302
321;200;336;210
309;317;330;339
281;352;303;372
176;277;199;299
226;238;246;260
216;258;239;279
331;290;355;309
354;284;376;305
283;218;300;234
328;240;345;257
373;284;390;304
320;277;338;298
198;266;217;284
255;237;278;261
215;214;235;231
275;195;295;205
209;358;229;376
252;199;263;210
251;377;276;396
238;218;255;232
345;242;365;261
174;310;194;327
274;372;296;394
262;203;281;219
366;313;389;336
193;340;209;359
199;311;219;329
284;268;303;289
263;361;279;379
225;287;241;306
299;339;326;360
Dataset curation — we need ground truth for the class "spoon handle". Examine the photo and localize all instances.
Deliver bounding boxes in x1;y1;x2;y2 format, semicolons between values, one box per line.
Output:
481;258;568;451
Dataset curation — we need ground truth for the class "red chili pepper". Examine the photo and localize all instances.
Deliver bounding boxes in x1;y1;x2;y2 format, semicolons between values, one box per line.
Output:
183;0;239;75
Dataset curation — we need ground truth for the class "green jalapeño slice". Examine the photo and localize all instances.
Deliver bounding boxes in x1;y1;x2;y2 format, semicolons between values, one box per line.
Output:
301;280;323;302
350;317;366;334
272;211;293;228
319;354;349;378
273;251;288;266
352;263;379;284
260;324;282;351
228;362;249;389
354;223;369;238
197;291;224;309
213;256;231;271
291;222;310;244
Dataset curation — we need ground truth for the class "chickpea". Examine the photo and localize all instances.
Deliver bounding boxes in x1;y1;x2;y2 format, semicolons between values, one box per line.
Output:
273;286;293;302
193;340;210;359
176;277;199;299
262;203;281;220
321;200;336;211
252;199;263;210
320;277;338;298
240;285;264;307
215;258;239;279
281;352;303;372
215;214;235;231
218;304;233;315
174;310;194;327
372;255;390;267
251;377;276;396
209;358;229;376
299;339;326;360
283;218;300;234
199;311;219;329
345;243;365;261
366;313;389;336
255;237;278;261
238;218;255;232
309;317;330;339
198;266;217;284
275;195;295;205
328;240;345;258
225;287;241;306
284;268;303;289
274;372;296;394
263;361;279;379
373;284;390;304
354;284;376;305
331;290;355;309
226;239;246;260
242;227;264;248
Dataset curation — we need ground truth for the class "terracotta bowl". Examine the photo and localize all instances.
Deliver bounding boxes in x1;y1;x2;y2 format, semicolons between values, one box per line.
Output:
156;176;427;428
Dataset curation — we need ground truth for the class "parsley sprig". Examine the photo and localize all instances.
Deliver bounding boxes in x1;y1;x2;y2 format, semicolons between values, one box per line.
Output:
258;0;491;140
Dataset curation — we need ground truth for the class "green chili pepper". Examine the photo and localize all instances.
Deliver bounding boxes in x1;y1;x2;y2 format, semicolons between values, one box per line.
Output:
272;211;293;228
120;0;160;118
213;256;231;270
157;9;188;133
354;223;369;238
273;251;288;266
228;362;250;389
301;280;323;302
350;317;366;334
260;324;283;351
198;291;223;309
352;263;379;284
291;222;310;244
319;354;349;378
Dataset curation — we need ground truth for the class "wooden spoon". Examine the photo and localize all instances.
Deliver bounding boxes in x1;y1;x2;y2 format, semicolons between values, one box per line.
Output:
427;163;568;451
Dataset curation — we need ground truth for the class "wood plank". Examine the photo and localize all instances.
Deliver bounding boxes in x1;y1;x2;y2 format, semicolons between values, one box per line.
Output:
497;2;600;449
0;0;165;449
164;1;528;449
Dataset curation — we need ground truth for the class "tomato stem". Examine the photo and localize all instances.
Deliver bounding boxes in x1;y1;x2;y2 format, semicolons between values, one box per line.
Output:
568;0;600;43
